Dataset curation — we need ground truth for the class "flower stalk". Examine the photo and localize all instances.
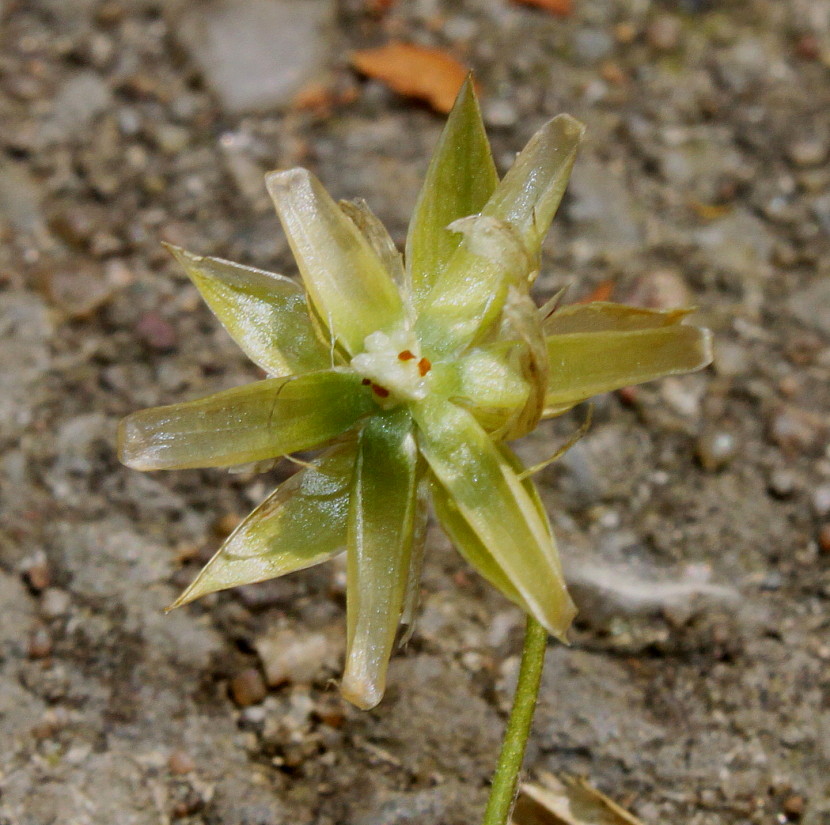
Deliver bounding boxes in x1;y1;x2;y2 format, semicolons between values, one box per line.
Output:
482;616;549;825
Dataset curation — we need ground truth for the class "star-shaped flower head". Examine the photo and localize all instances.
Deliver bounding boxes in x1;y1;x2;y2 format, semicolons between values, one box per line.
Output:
119;80;712;709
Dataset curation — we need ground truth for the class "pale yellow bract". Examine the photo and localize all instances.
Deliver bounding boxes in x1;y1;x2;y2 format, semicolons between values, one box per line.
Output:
119;80;712;709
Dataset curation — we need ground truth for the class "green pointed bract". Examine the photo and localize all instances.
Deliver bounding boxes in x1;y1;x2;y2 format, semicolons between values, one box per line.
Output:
168;442;357;609
406;77;498;306
118;370;373;470
413;398;576;640
453;347;530;433
165;244;329;377
399;475;429;647
417;114;585;357
480;114;584;256
342;410;419;710
339;198;406;290
495;286;550;440
266;168;405;355
430;475;529;612
543;325;713;413
543;301;693;335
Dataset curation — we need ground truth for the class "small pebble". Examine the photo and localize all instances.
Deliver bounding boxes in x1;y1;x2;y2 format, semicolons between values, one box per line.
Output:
778;375;800;398
229;668;267;707
255;627;330;687
46;263;116;319
28;627;52;659
768;469;798;498
782;794;805;820
483;99;518;129
572;28;614;64
614;22;637;44
713;340;750;377
696;431;738;472
599;61;627;86
786;138;827;168
153;124;190;155
23;557;51;592
794;34;820;61
40;587;72;619
172;790;204;818
759;571;783;591
812;484;830;518
135;311;177;351
213;512;243;538
627;269;692;309
168;750;196;775
769;407;823;455
647;15;682;51
661;376;702;418
239;704;267;727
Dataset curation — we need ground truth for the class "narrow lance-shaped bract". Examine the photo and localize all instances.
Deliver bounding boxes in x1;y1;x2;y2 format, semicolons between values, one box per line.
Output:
118;77;712;709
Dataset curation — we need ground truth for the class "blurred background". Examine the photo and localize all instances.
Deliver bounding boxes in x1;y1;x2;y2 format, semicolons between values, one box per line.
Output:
1;1;829;823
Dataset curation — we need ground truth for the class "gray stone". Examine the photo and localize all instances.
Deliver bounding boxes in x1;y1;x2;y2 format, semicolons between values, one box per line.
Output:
0;751;160;825
39;71;112;145
483;98;519;129
660;375;706;418
788;279;830;335
696;430;739;472
647;15;682;51
713;339;751;377
565;159;643;261
255;626;338;687
0;571;35;655
813;484;830;518
787;137;828;168
0;163;47;239
0;293;53;439
56;412;110;458
209;776;287;825
535;648;666;771
767;468;799;498
176;0;334;114
571;28;614;64
40;587;72;619
694;209;774;276
354;786;457;825
659;139;744;202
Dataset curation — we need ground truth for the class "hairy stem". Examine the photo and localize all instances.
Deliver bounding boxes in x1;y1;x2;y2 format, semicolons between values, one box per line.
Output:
481;615;548;825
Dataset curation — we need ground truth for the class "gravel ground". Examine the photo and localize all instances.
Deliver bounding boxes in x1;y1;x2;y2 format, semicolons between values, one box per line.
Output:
1;1;829;824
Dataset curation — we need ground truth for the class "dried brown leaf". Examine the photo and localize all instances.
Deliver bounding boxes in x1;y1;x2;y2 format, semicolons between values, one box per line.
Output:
350;42;469;113
512;773;645;825
512;0;573;17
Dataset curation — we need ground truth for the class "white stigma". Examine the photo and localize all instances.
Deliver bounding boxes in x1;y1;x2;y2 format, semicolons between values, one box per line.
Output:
350;330;431;406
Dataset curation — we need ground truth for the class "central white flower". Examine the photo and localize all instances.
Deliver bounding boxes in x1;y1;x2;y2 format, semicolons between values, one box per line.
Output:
350;329;432;406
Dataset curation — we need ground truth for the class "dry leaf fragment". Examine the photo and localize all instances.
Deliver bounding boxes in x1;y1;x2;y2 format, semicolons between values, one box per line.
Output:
512;0;573;17
576;279;615;304
350;42;469;113
512;772;646;825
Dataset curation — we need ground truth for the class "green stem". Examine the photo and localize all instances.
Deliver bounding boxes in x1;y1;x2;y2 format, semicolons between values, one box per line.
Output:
481;615;548;825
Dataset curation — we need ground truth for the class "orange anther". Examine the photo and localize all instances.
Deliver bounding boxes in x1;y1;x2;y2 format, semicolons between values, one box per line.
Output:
417;357;431;376
398;350;416;361
371;384;390;398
